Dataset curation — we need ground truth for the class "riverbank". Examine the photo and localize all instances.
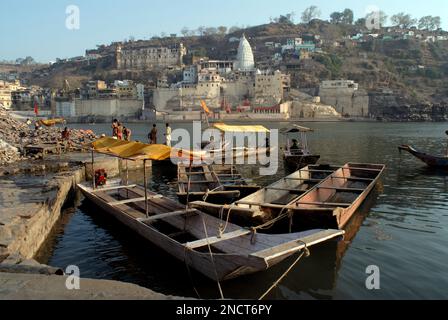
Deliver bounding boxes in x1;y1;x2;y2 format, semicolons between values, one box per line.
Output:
0;152;177;300
0;272;180;300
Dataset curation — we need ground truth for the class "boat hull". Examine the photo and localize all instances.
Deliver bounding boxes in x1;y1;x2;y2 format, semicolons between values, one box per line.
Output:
399;145;448;168
284;154;321;171
77;181;344;281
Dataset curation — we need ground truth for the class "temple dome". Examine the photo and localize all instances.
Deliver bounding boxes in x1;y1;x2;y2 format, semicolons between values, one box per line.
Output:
235;34;255;71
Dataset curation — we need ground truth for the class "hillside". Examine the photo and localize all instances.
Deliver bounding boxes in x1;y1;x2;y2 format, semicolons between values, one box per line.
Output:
21;20;448;106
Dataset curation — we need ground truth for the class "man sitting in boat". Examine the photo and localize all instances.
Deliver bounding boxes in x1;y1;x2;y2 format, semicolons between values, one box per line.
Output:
290;139;304;155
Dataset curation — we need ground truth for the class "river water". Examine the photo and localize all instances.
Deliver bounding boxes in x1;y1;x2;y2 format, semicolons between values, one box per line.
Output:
36;121;448;299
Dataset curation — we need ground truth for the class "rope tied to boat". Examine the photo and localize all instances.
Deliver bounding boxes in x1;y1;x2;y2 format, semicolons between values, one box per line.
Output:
202;186;223;202
218;204;233;238
258;240;311;300
250;227;257;245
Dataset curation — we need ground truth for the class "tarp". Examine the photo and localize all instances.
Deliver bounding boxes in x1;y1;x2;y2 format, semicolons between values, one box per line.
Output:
213;123;270;133
39;119;65;127
91;137;206;161
91;137;172;161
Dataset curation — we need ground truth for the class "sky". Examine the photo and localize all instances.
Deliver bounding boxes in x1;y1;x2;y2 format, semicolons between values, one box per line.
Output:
1;0;448;62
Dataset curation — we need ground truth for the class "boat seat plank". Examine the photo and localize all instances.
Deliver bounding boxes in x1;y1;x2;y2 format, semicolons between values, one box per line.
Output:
92;184;137;193
317;186;365;193
255;230;345;259
265;187;307;195
296;201;351;207
138;209;198;224
185;229;252;249
343;167;383;172
330;177;375;182
283;178;323;183
94;191;147;219
108;195;163;206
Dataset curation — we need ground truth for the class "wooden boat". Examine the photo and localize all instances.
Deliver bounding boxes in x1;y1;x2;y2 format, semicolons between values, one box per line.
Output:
77;179;344;281
281;125;320;171
191;164;340;227
193;163;385;231
211;164;261;198
177;163;240;204
399;145;448;168
202;123;273;162
285;163;386;230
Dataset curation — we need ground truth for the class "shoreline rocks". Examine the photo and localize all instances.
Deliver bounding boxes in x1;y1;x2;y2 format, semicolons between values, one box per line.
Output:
0;106;98;166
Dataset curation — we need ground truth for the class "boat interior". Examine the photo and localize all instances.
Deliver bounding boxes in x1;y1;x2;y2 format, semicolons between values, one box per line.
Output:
294;163;385;209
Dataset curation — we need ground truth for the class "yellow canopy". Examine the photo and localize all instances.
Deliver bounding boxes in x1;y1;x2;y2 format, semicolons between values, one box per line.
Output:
91;137;206;161
91;137;172;161
213;123;270;133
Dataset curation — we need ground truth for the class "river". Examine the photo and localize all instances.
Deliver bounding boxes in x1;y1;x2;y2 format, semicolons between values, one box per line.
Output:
36;121;448;299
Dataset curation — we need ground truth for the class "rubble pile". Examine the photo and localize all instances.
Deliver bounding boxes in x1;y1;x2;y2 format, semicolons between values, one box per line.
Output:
0;139;20;166
0;106;98;166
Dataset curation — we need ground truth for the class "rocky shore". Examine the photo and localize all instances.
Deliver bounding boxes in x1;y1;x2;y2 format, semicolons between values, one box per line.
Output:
0;112;177;299
0;106;97;167
369;94;448;121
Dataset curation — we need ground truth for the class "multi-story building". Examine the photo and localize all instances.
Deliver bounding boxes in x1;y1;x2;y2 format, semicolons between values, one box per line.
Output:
153;35;291;112
115;43;186;69
0;80;24;109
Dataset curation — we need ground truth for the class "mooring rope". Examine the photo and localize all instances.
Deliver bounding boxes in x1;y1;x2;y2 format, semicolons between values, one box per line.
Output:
200;215;225;300
183;247;202;299
258;240;311;300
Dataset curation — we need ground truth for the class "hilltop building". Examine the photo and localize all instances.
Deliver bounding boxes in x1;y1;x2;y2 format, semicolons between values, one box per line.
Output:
153;35;291;119
115;43;186;69
319;80;369;117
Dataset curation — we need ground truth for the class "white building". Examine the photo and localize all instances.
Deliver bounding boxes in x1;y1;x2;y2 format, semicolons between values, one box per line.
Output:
235;34;255;71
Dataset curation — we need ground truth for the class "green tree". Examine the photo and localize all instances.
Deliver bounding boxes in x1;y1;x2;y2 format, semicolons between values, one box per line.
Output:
342;9;354;24
301;6;321;24
330;12;343;24
217;26;228;36
391;13;416;29
228;26;241;34
181;27;190;37
418;16;441;30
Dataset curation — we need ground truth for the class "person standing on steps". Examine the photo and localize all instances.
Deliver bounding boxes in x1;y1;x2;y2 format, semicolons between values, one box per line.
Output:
116;122;124;140
112;119;119;139
148;124;158;144
165;123;172;147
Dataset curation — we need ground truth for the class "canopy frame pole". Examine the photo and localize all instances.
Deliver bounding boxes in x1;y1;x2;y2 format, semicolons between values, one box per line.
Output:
125;159;129;198
185;159;193;210
143;159;149;218
91;149;96;190
446;130;448;157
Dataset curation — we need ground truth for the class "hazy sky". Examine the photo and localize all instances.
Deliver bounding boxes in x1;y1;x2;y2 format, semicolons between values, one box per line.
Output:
1;0;447;62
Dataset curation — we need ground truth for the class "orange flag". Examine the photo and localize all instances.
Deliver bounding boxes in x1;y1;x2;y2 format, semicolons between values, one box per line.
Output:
200;100;211;116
